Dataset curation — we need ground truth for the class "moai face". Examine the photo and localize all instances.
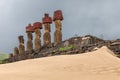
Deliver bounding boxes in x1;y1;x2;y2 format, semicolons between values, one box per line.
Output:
35;29;41;38
14;47;19;56
27;32;33;40
55;20;62;31
44;32;51;45
19;44;25;54
18;36;24;43
27;40;33;52
44;23;51;32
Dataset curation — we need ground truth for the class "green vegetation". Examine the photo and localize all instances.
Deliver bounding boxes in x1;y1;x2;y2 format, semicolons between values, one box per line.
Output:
0;54;9;64
59;45;74;51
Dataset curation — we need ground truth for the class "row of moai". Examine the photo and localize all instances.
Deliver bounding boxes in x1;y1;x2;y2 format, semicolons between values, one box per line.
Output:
9;10;64;62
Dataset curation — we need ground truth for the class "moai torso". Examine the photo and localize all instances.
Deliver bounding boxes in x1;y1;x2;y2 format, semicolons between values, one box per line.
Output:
14;47;19;56
34;28;41;50
27;32;33;52
44;23;51;45
54;30;62;44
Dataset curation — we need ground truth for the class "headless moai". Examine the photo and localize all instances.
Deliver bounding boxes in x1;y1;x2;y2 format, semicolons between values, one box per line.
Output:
33;22;42;52
18;35;26;60
14;47;19;56
53;10;63;46
26;24;34;53
13;47;19;61
9;53;14;62
42;13;52;46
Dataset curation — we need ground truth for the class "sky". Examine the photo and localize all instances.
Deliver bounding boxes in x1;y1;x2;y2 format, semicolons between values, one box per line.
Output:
0;0;120;53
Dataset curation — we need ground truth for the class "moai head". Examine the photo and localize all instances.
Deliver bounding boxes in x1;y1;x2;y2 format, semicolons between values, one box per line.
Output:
14;47;19;56
53;10;63;31
18;36;24;44
26;24;34;40
42;13;52;32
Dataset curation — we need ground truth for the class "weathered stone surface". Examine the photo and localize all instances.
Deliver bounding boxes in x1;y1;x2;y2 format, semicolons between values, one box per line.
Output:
42;14;52;46
18;36;25;60
14;47;19;56
64;41;69;47
53;10;63;45
33;22;42;51
13;47;19;61
9;53;13;58
34;29;41;50
27;39;33;52
26;32;33;52
43;32;51;46
26;24;34;53
54;19;63;45
107;40;120;55
54;30;62;45
9;53;14;62
54;20;62;30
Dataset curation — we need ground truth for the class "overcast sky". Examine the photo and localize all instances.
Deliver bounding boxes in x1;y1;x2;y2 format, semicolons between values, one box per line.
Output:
0;0;120;53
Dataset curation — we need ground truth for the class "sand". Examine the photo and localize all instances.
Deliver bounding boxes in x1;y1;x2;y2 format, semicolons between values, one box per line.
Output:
0;46;120;80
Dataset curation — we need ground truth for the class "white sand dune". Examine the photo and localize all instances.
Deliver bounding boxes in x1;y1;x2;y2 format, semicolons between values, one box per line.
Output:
0;46;120;80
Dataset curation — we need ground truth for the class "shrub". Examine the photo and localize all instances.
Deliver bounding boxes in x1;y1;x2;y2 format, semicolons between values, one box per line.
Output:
59;45;74;51
0;60;3;64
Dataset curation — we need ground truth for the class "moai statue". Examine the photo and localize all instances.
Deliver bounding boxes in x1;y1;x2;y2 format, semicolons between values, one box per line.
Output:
42;13;52;46
33;22;42;51
9;53;14;62
18;35;26;60
14;47;19;56
13;47;19;61
53;10;64;46
18;35;25;54
26;24;34;53
9;53;13;59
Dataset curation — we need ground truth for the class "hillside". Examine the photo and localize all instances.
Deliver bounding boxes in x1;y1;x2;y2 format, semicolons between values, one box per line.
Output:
0;54;8;60
0;46;120;80
0;54;8;64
